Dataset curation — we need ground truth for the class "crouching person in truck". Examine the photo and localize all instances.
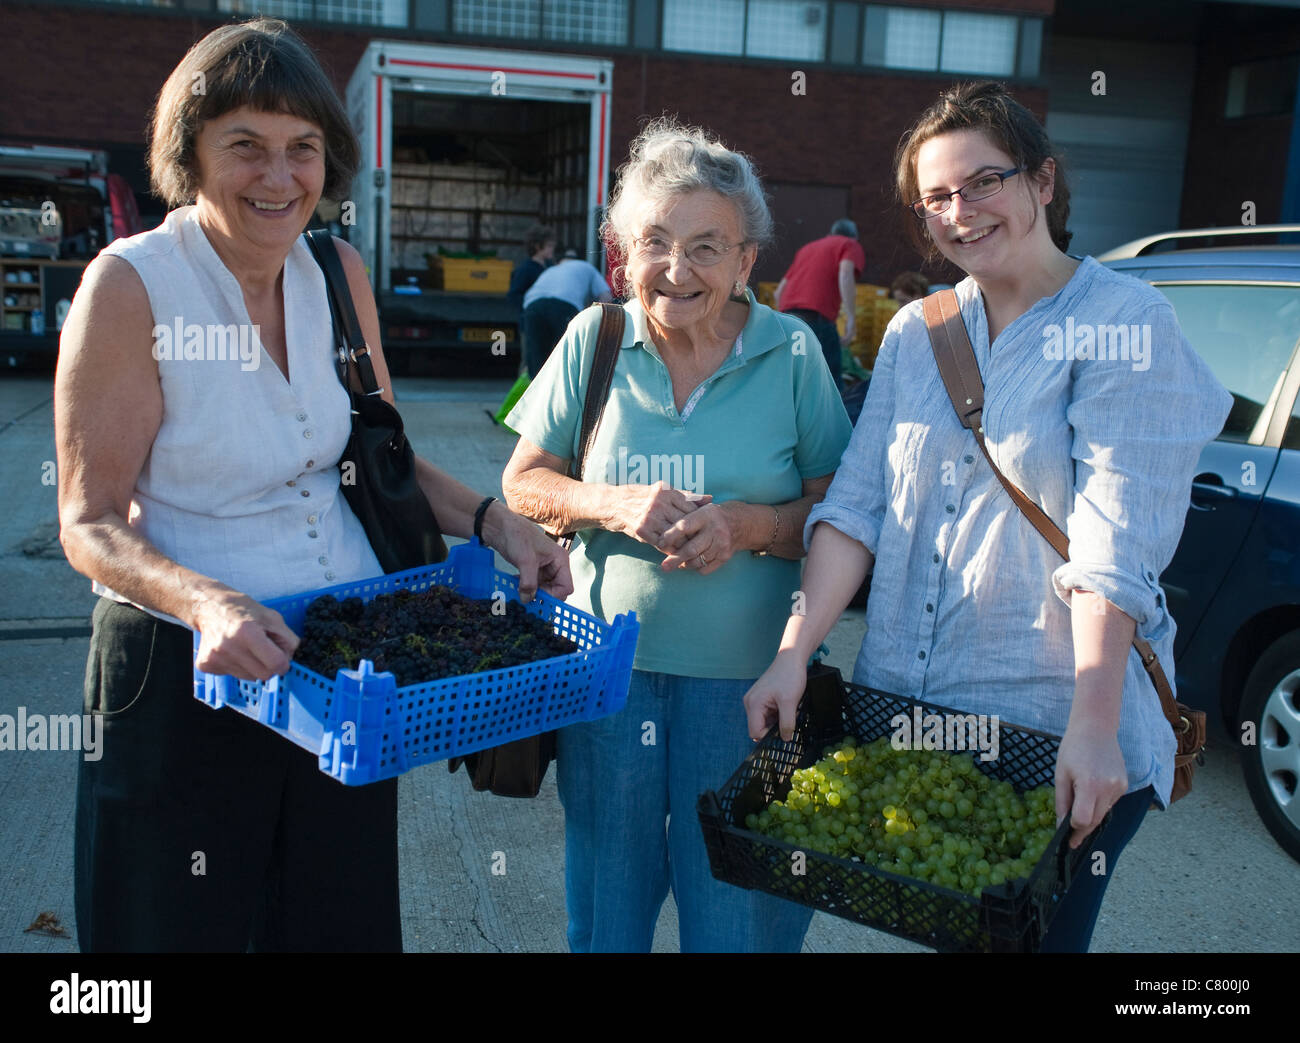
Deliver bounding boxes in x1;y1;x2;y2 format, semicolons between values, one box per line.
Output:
55;17;569;953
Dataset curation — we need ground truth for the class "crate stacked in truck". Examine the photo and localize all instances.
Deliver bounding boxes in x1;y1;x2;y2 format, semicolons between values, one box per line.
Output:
390;161;546;272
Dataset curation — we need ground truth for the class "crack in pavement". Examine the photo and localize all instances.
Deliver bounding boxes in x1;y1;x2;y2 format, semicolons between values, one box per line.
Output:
0;395;53;438
445;794;502;953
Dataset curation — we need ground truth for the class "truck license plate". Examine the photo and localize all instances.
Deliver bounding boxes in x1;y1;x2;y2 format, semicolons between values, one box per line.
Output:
461;327;509;343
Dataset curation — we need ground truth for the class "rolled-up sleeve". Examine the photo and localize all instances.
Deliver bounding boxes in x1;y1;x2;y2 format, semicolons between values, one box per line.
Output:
1051;300;1232;631
803;318;900;555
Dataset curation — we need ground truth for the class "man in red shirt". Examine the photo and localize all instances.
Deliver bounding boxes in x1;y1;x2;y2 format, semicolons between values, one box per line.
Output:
774;219;866;391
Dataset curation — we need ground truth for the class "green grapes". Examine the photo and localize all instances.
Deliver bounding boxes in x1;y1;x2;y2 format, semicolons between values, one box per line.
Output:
746;736;1057;900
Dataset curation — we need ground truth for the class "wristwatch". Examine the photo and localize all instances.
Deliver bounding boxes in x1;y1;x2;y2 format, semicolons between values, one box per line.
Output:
474;496;497;546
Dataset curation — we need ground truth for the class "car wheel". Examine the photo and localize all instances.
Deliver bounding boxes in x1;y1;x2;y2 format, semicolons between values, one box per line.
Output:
1239;631;1300;863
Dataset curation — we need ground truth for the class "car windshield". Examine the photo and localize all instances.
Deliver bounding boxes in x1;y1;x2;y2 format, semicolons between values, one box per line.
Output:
1154;283;1300;442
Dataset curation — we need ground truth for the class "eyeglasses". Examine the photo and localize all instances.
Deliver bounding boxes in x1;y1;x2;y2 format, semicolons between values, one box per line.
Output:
631;235;742;267
909;168;1022;219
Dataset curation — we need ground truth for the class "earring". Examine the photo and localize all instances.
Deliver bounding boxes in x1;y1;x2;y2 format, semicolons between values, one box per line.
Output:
734;281;744;296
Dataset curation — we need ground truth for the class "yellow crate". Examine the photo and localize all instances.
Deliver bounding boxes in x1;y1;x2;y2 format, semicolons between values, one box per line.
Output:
841;292;898;371
430;256;514;294
838;284;888;332
766;281;896;368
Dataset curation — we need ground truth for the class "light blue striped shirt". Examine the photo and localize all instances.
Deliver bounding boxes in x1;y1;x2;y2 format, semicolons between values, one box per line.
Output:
806;257;1232;807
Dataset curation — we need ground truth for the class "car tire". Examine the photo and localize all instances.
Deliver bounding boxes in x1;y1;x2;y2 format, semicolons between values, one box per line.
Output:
1239;631;1300;863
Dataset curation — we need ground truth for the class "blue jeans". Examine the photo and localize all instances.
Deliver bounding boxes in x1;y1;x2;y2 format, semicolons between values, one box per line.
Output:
556;670;815;953
1038;785;1153;953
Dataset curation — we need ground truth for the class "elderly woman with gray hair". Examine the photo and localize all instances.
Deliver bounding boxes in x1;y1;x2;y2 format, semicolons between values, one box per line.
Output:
501;119;852;952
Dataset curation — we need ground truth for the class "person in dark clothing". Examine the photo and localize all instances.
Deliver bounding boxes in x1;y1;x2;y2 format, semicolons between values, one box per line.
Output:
509;224;556;377
508;223;556;313
520;251;612;377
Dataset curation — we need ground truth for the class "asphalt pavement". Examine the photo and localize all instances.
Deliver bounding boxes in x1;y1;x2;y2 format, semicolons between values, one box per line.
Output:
0;369;1295;953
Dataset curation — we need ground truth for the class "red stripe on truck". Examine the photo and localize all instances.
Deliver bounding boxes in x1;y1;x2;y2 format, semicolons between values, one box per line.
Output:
598;93;607;206
387;58;596;79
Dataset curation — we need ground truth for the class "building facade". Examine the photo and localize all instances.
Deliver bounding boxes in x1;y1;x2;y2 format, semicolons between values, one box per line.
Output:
2;0;1298;284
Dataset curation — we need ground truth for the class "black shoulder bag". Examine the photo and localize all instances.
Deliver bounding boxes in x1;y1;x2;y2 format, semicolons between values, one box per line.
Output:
305;230;447;572
448;302;626;797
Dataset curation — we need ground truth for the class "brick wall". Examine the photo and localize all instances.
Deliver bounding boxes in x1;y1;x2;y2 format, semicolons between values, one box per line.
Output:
607;55;1047;282
0;1;1048;281
0;3;365;149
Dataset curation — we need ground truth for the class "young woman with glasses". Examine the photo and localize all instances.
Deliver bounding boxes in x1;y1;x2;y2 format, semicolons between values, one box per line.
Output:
745;81;1231;952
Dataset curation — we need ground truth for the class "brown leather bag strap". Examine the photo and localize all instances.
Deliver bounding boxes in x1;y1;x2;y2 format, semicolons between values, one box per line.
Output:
547;302;624;548
922;290;1183;731
573;302;625;480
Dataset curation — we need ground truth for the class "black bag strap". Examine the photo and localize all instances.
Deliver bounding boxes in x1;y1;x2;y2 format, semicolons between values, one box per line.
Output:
304;229;382;398
573;302;625;480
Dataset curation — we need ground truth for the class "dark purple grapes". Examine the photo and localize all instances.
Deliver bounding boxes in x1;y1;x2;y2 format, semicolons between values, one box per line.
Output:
294;586;577;686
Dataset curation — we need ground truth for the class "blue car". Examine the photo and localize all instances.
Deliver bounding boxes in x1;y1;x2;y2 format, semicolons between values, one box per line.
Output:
1101;226;1300;862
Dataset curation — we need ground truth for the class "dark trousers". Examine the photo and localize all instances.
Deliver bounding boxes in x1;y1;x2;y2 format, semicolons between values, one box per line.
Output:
1038;785;1153;953
74;598;401;952
785;308;843;392
522;297;579;378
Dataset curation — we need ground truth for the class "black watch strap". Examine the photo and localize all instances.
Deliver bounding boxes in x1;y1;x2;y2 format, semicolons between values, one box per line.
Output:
474;496;497;546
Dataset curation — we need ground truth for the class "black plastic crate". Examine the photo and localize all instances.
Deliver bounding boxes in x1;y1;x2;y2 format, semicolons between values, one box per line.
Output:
697;664;1109;953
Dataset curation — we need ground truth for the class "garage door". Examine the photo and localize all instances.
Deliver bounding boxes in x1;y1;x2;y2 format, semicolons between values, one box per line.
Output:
1046;37;1196;257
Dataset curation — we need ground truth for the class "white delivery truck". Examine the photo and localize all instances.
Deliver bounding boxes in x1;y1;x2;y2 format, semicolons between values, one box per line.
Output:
343;40;614;364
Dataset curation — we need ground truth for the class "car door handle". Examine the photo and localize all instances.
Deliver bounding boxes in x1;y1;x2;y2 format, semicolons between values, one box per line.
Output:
1190;473;1238;510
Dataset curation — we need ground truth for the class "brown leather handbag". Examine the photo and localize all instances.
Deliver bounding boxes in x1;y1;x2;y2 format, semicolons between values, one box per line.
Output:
447;303;626;797
922;289;1205;804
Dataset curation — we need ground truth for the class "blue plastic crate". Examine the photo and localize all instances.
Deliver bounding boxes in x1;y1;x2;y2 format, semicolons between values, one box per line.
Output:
192;539;638;786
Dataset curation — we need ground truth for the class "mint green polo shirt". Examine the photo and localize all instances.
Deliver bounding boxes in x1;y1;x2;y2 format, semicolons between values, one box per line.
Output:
507;290;851;679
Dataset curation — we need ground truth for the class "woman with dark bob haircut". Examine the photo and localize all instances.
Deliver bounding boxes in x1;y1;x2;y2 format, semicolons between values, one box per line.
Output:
746;82;1230;951
56;17;571;952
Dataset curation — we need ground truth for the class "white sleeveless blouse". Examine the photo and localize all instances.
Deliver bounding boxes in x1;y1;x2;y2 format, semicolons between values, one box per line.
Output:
94;206;382;622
